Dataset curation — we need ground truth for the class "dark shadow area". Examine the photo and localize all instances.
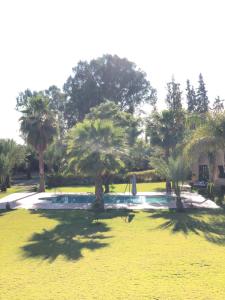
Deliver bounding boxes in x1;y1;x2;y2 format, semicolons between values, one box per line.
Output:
0;209;13;217
148;208;225;245
22;209;136;262
154;188;166;192
12;177;39;187
93;209;137;223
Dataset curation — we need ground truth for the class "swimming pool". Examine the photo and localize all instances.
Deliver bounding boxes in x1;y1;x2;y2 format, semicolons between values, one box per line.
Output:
47;194;174;205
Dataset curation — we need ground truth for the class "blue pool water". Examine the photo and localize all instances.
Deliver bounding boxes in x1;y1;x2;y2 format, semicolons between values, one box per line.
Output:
48;194;174;205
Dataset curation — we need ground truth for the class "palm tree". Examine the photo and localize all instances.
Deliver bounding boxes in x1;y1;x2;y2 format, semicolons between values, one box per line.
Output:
19;94;56;192
151;156;189;211
184;113;225;183
67;119;126;210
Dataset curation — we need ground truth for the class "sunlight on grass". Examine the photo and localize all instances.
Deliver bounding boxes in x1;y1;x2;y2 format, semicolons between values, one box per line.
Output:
0;186;29;199
0;209;225;299
46;182;166;193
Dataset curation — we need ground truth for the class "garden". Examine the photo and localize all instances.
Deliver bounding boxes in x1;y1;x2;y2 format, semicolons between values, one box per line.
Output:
1;54;225;299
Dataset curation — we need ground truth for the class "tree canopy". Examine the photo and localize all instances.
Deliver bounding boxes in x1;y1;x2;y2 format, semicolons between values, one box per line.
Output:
146;110;185;160
67;119;127;208
63;54;156;127
86;100;141;146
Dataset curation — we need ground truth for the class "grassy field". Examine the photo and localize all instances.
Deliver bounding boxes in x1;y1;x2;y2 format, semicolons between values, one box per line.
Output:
0;186;30;199
46;181;166;193
0;182;166;200
0;209;225;299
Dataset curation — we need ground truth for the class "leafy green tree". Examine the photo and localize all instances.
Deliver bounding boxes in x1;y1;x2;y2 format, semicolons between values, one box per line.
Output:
63;54;156;127
45;85;66;138
16;89;34;110
86;100;141;146
166;77;183;111
212;96;224;113
151;156;189;211
18;93;57;192
127;139;152;171
146;110;185;160
0;153;10;191
44;139;67;175
67;119;126;209
14;146;38;180
0;139;25;190
23;146;39;179
186;79;197;113
196;73;209;113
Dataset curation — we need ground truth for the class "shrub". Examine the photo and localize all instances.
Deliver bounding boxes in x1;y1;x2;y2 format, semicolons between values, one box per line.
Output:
46;174;94;188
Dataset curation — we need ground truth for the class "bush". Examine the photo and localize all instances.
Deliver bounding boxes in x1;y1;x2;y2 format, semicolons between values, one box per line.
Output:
198;184;225;205
46;172;163;188
1;184;7;192
46;174;94;188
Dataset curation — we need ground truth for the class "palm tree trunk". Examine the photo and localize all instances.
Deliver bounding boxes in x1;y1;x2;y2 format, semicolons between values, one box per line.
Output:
6;175;11;188
208;152;216;183
174;181;184;212
103;174;110;193
165;148;170;162
212;162;217;183
38;150;45;192
176;196;184;212
104;183;110;193
94;176;104;210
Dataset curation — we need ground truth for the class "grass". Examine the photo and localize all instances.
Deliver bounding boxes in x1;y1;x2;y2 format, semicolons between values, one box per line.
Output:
0;182;165;201
46;181;166;193
0;186;30;199
0;208;225;299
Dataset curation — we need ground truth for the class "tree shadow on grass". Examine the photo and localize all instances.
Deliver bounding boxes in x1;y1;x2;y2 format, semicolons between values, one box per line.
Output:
93;209;136;223
148;208;225;245
154;188;166;192
22;209;136;262
0;209;13;217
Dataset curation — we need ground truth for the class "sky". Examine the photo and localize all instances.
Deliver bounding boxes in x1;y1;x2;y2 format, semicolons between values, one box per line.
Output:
1;0;225;143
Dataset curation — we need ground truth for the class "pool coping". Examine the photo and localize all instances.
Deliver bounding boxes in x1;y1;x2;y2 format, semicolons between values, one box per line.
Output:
0;191;220;210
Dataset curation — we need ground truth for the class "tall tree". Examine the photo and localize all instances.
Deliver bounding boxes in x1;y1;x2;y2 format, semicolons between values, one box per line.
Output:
0;139;25;190
212;96;224;113
186;79;197;112
165;77;182;111
67;119;126;209
146;110;185;160
45;86;66;139
17;87;66;139
86;100;141;192
196;73;209;113
44;139;67;175
18;92;57;192
63;54;156;127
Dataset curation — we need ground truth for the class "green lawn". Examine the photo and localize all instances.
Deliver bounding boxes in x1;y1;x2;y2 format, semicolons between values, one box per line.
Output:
0;182;166;199
46;181;166;193
0;186;30;199
0;209;225;299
